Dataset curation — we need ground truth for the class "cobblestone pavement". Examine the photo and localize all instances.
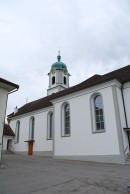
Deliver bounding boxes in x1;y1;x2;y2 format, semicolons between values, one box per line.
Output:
0;154;130;194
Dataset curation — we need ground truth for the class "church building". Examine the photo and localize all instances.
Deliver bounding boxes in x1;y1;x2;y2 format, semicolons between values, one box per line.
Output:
8;53;130;164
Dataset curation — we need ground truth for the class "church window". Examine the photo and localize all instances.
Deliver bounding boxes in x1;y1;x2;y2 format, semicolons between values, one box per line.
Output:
47;112;53;139
94;95;105;131
15;121;20;143
61;103;70;136
52;76;55;84
90;94;105;133
64;104;70;135
29;117;35;140
64;77;66;85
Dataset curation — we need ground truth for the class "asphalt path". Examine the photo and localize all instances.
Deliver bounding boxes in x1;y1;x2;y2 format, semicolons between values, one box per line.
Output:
0;154;130;194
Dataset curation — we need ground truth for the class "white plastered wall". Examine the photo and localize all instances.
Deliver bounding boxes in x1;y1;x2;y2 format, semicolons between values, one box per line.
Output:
116;86;129;154
53;84;120;156
3;136;14;151
48;86;65;96
123;82;130;127
10;107;53;154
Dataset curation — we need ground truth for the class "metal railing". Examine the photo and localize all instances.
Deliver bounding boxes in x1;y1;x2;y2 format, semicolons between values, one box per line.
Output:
124;146;128;154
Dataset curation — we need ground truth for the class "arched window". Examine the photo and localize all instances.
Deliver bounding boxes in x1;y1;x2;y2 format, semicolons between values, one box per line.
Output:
52;76;55;84
15;121;20;143
61;103;70;136
94;95;105;131
47;112;53;139
64;77;66;85
29;117;35;140
64;104;70;135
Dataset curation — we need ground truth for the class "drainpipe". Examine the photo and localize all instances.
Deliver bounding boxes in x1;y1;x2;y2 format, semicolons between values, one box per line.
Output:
121;85;128;128
121;85;130;151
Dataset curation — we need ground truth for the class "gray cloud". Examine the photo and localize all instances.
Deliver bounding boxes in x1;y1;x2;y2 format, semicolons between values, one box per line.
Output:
0;0;130;115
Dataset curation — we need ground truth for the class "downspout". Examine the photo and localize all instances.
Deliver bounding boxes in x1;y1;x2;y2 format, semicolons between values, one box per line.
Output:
121;85;128;128
121;84;130;152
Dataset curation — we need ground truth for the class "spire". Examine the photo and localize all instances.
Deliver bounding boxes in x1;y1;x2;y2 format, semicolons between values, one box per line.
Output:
57;50;61;62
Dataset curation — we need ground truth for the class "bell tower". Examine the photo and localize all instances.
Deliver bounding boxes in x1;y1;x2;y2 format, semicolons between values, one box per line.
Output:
47;52;70;96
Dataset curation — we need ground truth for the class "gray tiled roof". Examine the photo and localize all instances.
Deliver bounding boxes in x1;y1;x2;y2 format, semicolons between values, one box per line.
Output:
3;124;15;136
8;64;130;118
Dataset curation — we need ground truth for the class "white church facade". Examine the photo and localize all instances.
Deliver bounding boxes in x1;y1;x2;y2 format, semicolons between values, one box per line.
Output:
8;53;130;164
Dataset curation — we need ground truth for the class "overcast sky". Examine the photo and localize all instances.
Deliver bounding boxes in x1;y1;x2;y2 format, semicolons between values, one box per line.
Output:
0;0;130;116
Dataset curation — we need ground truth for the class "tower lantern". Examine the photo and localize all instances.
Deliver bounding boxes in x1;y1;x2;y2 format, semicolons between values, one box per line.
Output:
47;52;70;95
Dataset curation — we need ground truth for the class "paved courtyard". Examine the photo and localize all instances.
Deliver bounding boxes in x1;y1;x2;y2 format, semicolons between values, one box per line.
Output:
0;154;130;194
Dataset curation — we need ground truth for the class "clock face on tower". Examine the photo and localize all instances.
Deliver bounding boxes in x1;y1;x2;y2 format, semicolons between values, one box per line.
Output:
52;69;56;74
64;69;67;75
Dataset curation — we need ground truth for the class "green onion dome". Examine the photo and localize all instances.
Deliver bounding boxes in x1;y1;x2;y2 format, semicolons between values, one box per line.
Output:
51;53;67;70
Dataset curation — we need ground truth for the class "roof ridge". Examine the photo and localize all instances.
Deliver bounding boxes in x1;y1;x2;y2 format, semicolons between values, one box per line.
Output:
8;64;130;118
103;64;130;77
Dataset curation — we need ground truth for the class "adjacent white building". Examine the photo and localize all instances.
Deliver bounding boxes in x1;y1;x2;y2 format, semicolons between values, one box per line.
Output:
0;78;19;164
3;124;15;152
8;53;130;164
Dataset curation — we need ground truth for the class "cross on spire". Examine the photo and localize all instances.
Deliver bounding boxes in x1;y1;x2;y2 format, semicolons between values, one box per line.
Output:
57;50;61;61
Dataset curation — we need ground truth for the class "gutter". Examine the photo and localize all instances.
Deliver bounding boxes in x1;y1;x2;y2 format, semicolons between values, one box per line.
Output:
121;84;130;153
8;87;19;94
121;85;128;128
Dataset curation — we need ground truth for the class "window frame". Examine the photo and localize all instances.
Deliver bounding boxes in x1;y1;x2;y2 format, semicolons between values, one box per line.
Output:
47;112;53;140
52;76;55;85
29;116;35;140
14;120;20;143
64;76;66;85
61;102;71;137
90;93;106;133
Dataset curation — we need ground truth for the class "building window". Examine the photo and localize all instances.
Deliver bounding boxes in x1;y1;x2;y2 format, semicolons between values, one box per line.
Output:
64;104;70;135
47;112;53;139
94;95;105;131
15;121;20;143
64;77;66;85
90;94;105;133
91;94;105;133
52;76;55;84
61;103;70;136
29;117;35;140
